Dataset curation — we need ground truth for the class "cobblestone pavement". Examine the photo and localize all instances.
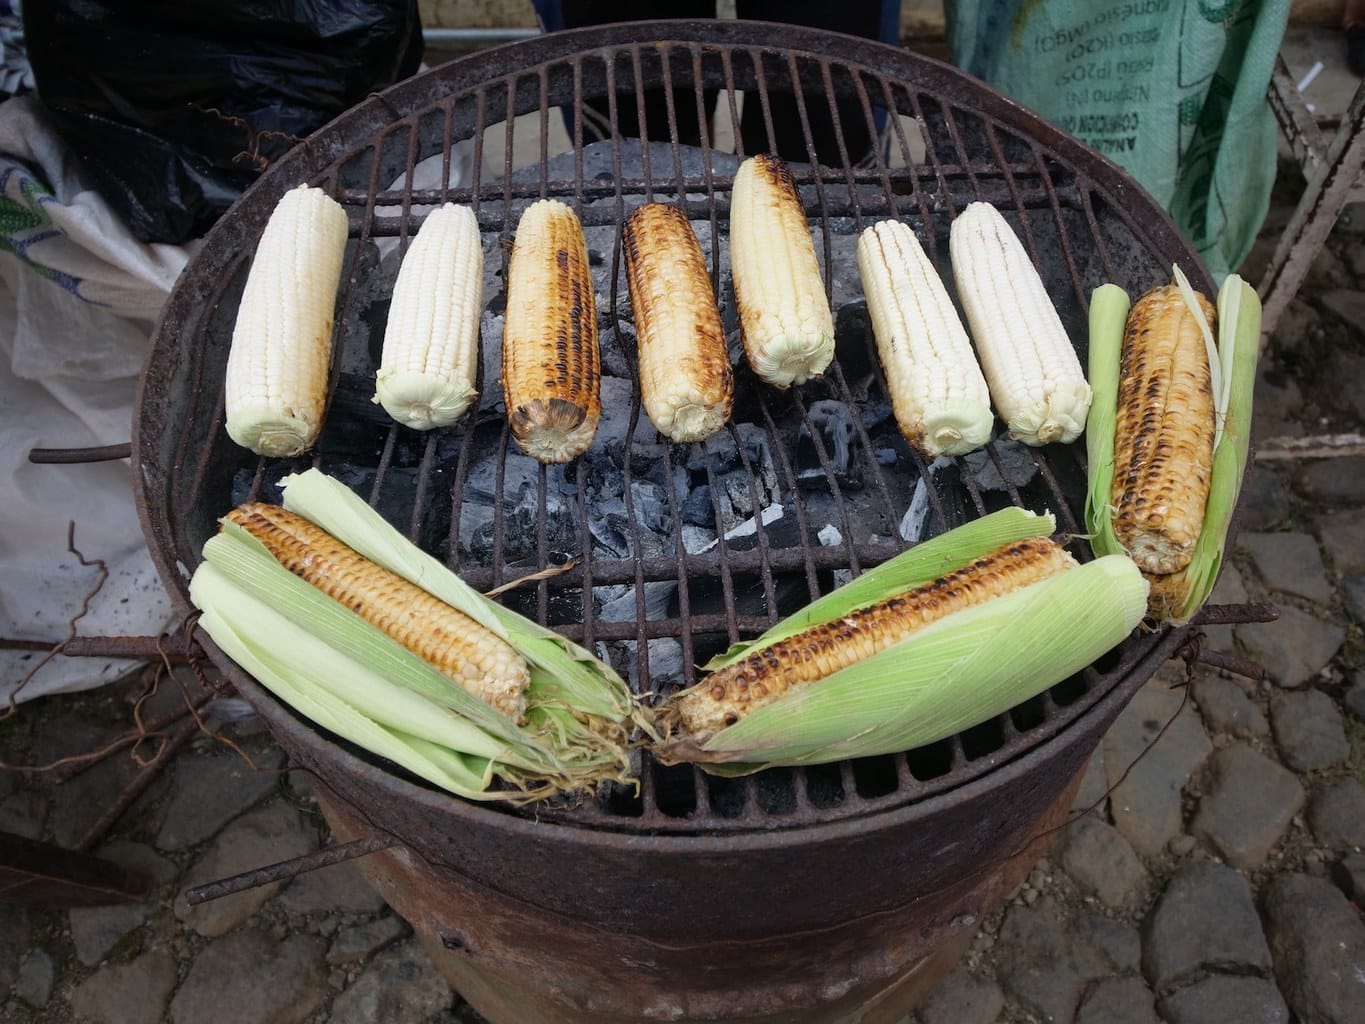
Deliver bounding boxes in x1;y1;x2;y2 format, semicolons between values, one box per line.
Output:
4;50;1365;1024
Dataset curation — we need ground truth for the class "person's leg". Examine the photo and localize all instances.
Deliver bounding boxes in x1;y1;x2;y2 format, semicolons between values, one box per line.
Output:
552;1;716;145
735;0;900;163
1345;0;1365;76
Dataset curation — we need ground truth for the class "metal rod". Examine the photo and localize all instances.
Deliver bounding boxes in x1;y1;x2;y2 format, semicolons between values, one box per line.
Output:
0;634;201;661
183;835;397;905
1194;648;1266;681
423;27;539;47
27;443;132;464
1192;602;1279;626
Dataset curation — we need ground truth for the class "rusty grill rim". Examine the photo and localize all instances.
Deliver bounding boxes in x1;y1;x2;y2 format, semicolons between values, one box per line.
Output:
133;19;1215;839
201;620;1188;852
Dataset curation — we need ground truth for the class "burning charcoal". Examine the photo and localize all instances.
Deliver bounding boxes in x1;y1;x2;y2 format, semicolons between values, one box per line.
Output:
833;300;878;402
639;638;684;690
466;481;579;563
593;375;641;452
588;509;630;559
462;449;545;505
678;566;821;668
965;439;1038;493
600;321;637;380
900;456;974;543
630;480;671;536
681;524;718;554
680;483;713;527
600;581;676;624
796;399;862;488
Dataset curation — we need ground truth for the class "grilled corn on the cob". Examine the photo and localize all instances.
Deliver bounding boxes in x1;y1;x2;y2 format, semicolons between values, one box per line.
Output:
224;184;350;457
1109;283;1216;575
668;534;1076;738
949;201;1091;446
226;502;530;721
374;203;483;430
622;202;733;442
502;199;601;463
729;155;835;388
857;219;994;457
1086;272;1262;625
655;507;1149;771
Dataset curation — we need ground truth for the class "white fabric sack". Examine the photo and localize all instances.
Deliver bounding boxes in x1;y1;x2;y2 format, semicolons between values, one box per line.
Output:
0;96;193;703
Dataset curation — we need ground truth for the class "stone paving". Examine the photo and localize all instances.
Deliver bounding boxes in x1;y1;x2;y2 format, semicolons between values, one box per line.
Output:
3;68;1365;1024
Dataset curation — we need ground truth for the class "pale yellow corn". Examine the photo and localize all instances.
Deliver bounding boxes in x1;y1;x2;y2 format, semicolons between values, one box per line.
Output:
1110;283;1216;575
622;203;733;442
729;155;835;388
502;199;601;463
374;203;483;430
667;535;1076;737
225;184;349;457
857;219;994;457
949;201;1091;446
225;502;530;721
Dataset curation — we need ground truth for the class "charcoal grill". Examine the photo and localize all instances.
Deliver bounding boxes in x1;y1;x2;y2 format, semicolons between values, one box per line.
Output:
136;20;1226;1023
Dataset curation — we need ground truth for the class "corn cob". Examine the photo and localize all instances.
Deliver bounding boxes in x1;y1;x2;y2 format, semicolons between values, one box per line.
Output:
668;535;1076;738
1109;283;1216;575
622;202;733;442
374;203;483;430
502;199;601;463
856;219;994;457
225;184;349;457
729;154;835;388
948;201;1091;446
225;502;530;721
1087;272;1260;625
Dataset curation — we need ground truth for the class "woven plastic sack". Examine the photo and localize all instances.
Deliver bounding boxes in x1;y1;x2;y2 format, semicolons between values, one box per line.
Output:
945;0;1291;279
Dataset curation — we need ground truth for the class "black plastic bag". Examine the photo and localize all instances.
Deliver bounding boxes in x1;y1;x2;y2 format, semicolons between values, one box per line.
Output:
25;1;423;244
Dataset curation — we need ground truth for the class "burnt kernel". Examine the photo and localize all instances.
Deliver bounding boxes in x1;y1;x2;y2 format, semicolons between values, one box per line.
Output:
710;684;726;700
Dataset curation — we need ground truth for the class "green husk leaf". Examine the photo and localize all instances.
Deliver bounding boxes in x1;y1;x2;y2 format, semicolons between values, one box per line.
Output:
1084;283;1130;560
1162;273;1261;624
279;469;651;736
199;524;554;770
191;562;529;800
703;506;1056;670
668;553;1147;772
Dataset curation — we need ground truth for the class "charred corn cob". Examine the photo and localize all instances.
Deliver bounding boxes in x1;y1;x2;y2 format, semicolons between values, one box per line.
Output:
225;184;349;457
502;199;601;463
226;502;530;721
668;534;1076;738
1109;283;1216;575
622;203;733;442
729;154;835;388
857;219;994;457
949;201;1091;446
654;507;1149;771
374;203;483;430
1086;272;1261;625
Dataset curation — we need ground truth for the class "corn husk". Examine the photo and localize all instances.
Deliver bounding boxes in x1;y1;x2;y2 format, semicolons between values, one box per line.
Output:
657;508;1148;773
190;469;649;802
704;506;1058;670
1085;271;1261;624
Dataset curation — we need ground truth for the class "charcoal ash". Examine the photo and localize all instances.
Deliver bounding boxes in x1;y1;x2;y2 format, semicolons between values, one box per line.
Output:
795;399;862;488
684;424;780;530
